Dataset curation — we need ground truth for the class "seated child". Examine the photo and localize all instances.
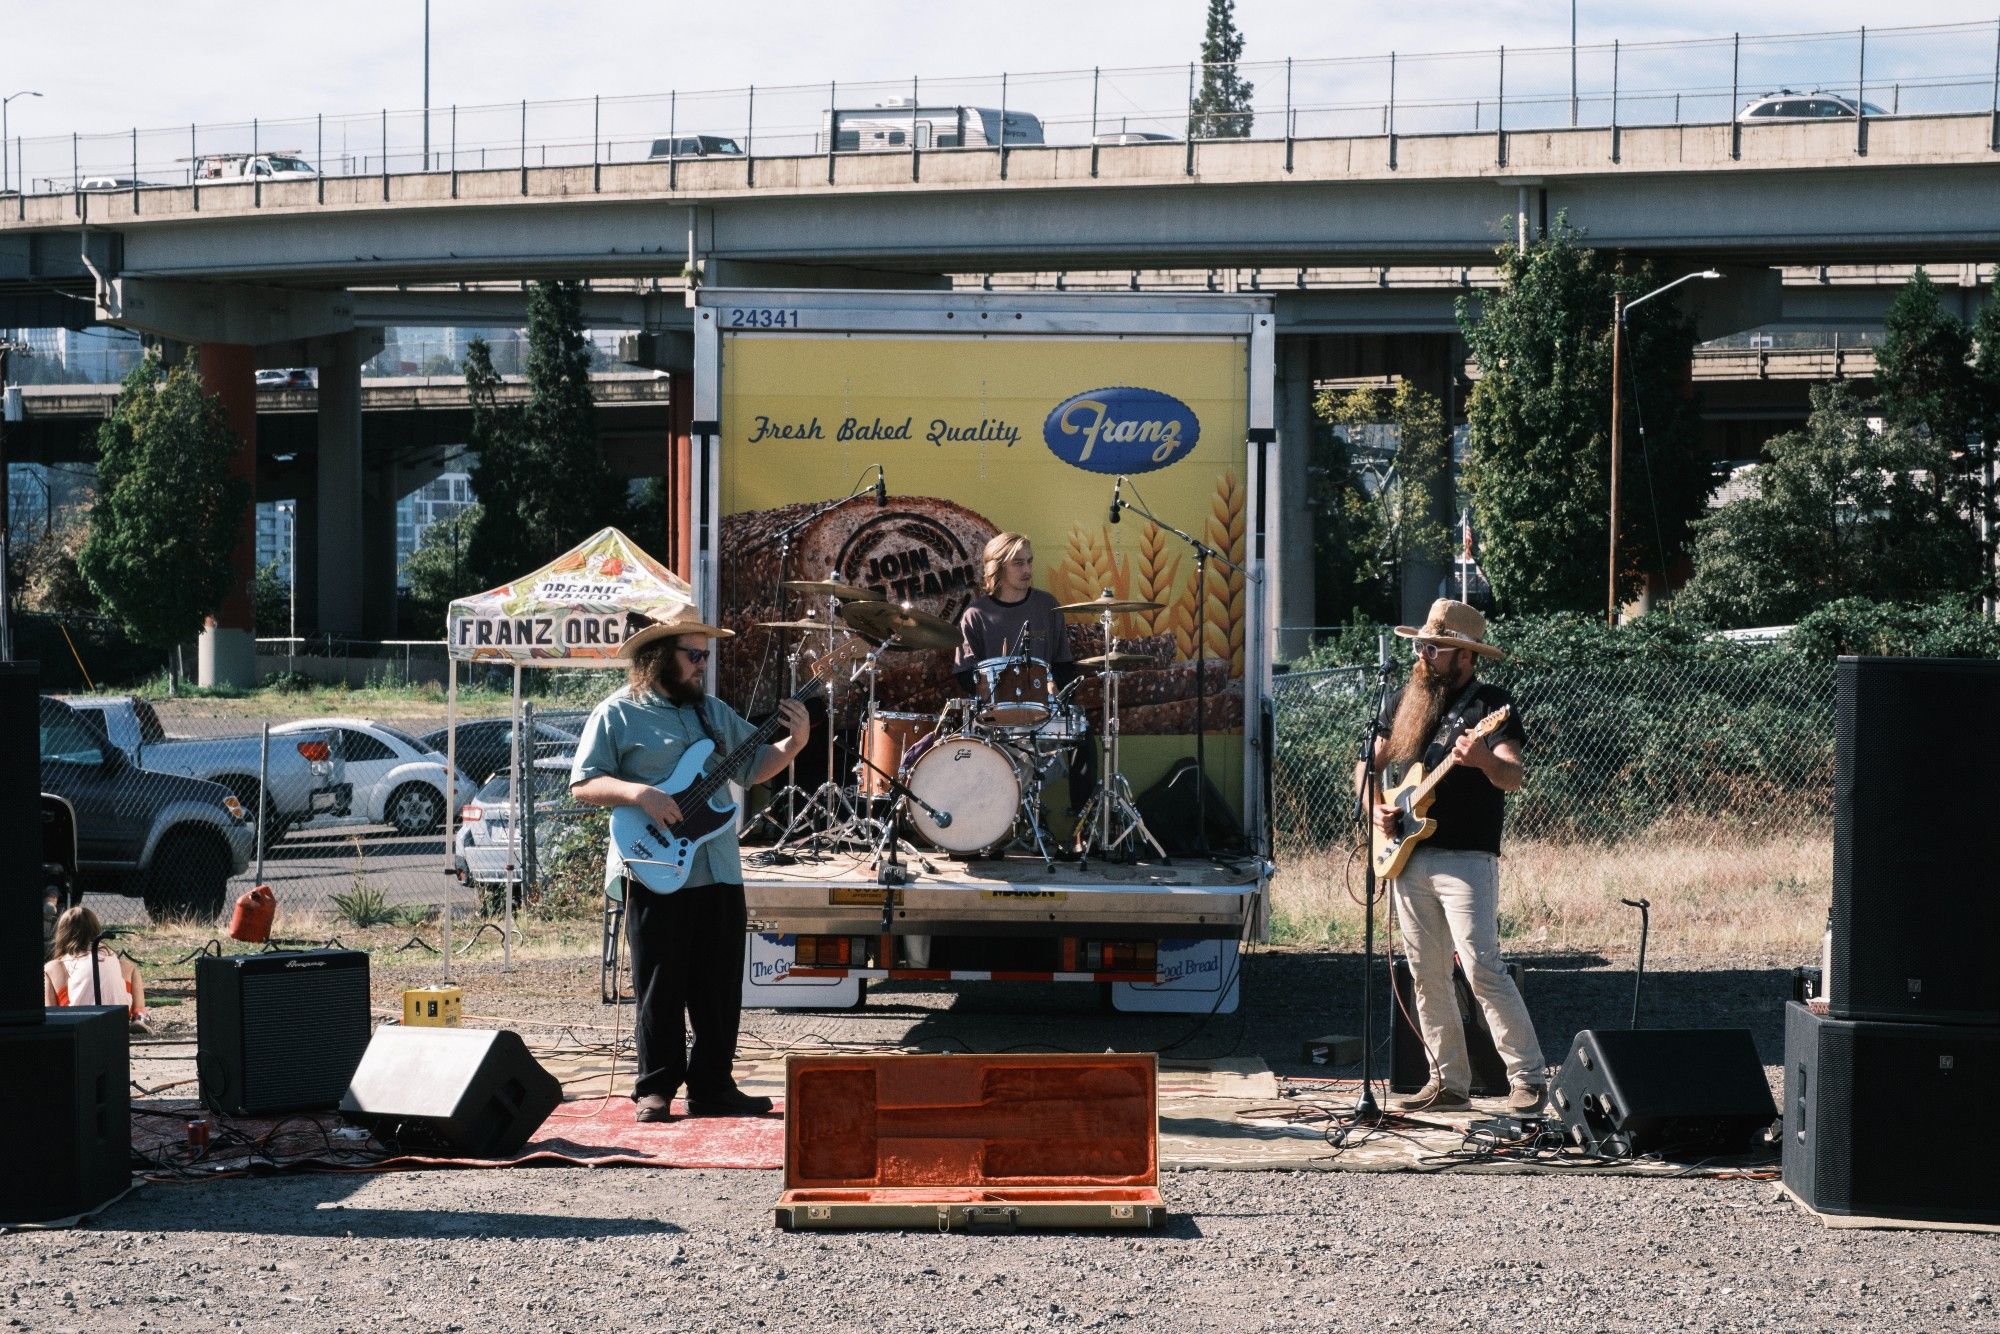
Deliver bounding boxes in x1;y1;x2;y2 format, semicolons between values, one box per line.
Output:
43;905;149;1033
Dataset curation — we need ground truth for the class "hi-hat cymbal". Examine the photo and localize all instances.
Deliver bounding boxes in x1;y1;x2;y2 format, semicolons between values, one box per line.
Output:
1076;651;1158;670
782;578;884;602
839;599;963;651
756;617;850;633
1057;593;1166;615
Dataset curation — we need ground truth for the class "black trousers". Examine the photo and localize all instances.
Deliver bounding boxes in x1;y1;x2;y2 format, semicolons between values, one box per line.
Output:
623;879;747;1101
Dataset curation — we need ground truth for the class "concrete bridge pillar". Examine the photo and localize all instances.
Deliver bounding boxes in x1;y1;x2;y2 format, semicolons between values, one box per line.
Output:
195;343;258;688
1274;337;1316;662
361;473;399;640
313;332;366;636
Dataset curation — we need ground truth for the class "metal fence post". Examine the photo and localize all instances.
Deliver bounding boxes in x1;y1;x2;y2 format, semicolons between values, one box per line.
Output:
190;123;198;211
746;84;755;187
381;109;390;200
1090;66;1100;178
668;90;677;189
1730;33;1741;159
593;94;601;191
519;99;528;194
1496;45;1507;166
70;131;77;194
255;723;270;882
1284;56;1294;172
999;73;1009;180
316;113;324;203
911;75;920;181
1185;62;1197;175
1991;18;2000;151
1856;26;1869;156
1611;40;1621;162
130;127;138;211
826;80;837;183
450;105;458;197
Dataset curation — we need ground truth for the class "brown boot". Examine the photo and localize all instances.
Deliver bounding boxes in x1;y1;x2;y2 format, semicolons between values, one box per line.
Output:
1505;1083;1545;1114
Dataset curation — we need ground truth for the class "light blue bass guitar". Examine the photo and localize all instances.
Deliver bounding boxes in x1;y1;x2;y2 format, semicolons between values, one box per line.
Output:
610;641;863;895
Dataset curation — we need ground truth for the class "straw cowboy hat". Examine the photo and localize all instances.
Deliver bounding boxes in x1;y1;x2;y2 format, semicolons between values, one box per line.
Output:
1394;598;1504;660
618;605;735;658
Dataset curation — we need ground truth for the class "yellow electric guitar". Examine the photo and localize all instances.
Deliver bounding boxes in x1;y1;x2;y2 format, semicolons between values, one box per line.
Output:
1369;705;1513;879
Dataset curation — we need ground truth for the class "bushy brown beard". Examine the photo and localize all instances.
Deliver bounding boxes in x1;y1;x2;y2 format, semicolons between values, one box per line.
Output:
1383;655;1454;773
663;672;706;707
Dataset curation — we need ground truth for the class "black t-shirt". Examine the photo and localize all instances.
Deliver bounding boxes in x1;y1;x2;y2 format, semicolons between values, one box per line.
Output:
1377;679;1526;855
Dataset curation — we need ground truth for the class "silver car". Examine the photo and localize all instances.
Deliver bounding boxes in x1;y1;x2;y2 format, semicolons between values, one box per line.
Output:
1737;90;1886;122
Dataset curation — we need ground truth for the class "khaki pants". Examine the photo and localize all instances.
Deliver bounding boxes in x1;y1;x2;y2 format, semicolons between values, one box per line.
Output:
1392;847;1545;1092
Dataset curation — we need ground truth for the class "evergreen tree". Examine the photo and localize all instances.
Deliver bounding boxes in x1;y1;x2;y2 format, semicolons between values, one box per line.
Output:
402;504;482;629
1456;220;1708;614
463;281;630;588
253;560;290;636
1190;0;1255;139
1675;383;1983;627
78;353;251;651
1874;267;1978;456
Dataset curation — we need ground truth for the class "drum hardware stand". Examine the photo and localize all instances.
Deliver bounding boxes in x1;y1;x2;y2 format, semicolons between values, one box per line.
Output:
1111;485;1240;859
852;752;947;890
1073;610;1167;869
769;601;872;857
745;636;815;844
846;634;933;864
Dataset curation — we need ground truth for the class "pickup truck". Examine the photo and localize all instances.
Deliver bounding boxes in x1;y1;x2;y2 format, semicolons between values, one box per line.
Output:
59;695;348;842
40;697;255;922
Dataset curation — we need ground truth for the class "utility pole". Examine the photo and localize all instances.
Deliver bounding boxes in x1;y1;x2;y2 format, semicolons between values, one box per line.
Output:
422;0;431;169
1570;0;1579;127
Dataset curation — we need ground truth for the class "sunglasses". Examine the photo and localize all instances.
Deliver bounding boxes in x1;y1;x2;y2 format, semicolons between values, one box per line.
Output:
677;646;711;665
1417;643;1461;659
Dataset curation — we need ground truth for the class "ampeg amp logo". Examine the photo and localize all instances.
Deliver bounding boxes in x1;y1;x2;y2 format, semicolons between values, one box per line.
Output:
1043;386;1201;475
283;959;328;969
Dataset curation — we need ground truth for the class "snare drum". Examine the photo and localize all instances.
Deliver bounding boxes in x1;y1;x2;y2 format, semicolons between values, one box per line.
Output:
974;656;1052;728
903;733;1025;853
858;711;933;798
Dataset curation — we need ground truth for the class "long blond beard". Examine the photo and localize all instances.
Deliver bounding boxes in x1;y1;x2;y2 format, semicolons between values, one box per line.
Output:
1383;656;1453;773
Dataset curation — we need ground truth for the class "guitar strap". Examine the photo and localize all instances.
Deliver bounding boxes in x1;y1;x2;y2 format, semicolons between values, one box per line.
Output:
686;696;744;783
1420;680;1486;773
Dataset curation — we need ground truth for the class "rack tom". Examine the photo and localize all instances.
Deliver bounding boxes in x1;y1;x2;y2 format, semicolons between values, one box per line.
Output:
974;656;1052;728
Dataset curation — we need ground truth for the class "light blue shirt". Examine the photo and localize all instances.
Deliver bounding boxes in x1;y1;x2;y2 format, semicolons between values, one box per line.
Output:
571;685;765;899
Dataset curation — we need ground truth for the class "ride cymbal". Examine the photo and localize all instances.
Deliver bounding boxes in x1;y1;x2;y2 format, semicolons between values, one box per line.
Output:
756;618;851;633
782;579;884;602
1056;593;1166;615
839;600;963;650
1076;651;1159;670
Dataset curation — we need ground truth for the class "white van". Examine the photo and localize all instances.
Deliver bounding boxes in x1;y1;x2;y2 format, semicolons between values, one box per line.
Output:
821;100;1043;152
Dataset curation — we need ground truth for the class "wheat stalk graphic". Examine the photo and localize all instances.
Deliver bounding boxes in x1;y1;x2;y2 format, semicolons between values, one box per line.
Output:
1133;523;1182;640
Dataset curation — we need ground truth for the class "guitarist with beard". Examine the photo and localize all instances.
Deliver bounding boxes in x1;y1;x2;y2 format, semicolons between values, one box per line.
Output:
571;608;810;1123
1353;599;1545;1115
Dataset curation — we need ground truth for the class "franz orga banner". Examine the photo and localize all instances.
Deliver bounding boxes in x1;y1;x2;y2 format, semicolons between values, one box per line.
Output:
446;527;694;665
717;333;1248;807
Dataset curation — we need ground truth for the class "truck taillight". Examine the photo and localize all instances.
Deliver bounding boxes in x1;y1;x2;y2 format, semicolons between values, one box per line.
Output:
296;741;330;763
461;804;482;823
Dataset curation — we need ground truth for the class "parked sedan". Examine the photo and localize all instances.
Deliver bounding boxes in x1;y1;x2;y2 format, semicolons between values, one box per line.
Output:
272;718;476;836
417;714;585;786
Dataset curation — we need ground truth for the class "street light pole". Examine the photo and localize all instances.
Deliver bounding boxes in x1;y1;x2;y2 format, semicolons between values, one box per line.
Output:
1608;269;1722;626
279;501;297;672
2;91;42;195
1570;0;1579;127
422;0;431;169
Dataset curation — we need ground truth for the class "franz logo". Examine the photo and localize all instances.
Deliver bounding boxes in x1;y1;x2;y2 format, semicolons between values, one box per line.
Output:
1043;387;1200;474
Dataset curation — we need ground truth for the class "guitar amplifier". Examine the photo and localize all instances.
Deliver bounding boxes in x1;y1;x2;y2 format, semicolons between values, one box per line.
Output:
196;950;373;1116
1390;957;1521;1096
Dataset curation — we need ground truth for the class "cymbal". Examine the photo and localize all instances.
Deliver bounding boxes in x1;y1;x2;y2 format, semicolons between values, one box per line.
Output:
1056;593;1165;615
782;578;883;602
756;618;849;633
1076;651;1158;670
839;599;963;651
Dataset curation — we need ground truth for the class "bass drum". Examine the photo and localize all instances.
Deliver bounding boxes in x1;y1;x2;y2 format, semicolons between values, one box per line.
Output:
903;734;1024;854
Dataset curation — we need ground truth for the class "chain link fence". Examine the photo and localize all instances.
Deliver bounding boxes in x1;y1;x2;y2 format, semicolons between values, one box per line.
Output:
12;21;1998;199
1269;646;1837;950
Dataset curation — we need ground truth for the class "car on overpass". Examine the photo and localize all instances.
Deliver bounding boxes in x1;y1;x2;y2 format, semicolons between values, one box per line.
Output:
254;368;314;390
190;151;318;181
1093;130;1177;145
1737;90;1886;122
821;100;1044;151
79;176;157;191
648;134;743;159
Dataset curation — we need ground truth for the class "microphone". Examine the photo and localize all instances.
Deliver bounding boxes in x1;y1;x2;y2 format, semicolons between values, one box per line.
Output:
873;465;887;507
1108;475;1123;524
934;810;953;829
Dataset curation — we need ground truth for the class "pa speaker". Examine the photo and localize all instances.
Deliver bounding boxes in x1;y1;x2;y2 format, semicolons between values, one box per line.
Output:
1832;656;2000;1026
0;1009;130;1225
1783;1001;2000;1224
2;661;42;1024
340;1027;561;1158
196;950;372;1116
1389;956;1522;1096
1550;1028;1776;1159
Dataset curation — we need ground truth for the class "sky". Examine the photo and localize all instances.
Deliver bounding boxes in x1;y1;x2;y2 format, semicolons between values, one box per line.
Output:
7;1;1999;138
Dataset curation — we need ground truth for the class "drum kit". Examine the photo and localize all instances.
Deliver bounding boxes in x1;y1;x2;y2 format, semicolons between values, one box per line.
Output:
750;577;1168;870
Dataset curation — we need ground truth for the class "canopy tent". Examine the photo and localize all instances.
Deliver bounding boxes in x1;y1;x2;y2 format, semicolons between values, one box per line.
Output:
441;527;697;968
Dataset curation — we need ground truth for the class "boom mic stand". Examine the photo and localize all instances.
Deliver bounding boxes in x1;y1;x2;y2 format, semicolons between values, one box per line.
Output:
1347;632;1398;1125
1111;485;1242;858
739;472;879;713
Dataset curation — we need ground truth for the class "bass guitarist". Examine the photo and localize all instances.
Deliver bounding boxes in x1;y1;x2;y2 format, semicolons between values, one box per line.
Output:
1354;598;1544;1115
571;608;810;1123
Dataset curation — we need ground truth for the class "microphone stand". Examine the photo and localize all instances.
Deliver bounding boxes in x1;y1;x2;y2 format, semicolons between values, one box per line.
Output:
739;482;875;713
1112;491;1241;858
1348;632;1398;1125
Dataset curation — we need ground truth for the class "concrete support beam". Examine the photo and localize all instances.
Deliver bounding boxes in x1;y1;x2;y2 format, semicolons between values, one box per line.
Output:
98;278;354;345
314;332;365;635
361;471;399;639
255;329;384;371
1275;337;1315;663
701;259;948;291
616;331;693;373
195;342;257;688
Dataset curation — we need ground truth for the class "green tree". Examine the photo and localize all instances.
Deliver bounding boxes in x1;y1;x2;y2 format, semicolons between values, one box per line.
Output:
1314;381;1454;621
14;515;100;615
1675;383;1983;627
402;503;482;630
78;353;251;652
253;559;290;636
464;283;630;587
1875;267;1979;454
1457;220;1708;614
1190;0;1255;139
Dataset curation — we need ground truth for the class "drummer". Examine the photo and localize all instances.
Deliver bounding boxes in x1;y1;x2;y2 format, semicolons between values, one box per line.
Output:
953;532;1096;814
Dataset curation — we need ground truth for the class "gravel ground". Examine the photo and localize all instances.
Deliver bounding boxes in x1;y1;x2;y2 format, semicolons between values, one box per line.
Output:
8;945;1997;1333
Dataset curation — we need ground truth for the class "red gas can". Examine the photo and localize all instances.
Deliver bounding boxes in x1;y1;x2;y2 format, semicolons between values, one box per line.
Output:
228;884;276;943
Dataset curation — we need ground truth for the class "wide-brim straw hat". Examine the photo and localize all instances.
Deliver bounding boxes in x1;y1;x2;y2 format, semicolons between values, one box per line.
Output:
1393;598;1504;660
619;606;735;658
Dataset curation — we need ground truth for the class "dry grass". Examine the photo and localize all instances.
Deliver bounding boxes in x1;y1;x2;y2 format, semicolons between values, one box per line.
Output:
1270;829;1831;963
125;913;609;972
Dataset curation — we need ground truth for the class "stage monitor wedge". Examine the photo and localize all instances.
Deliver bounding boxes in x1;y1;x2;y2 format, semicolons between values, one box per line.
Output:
1783;1001;2000;1224
1550;1028;1776;1159
196;950;373;1116
1831;656;2000;1026
340;1026;561;1158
